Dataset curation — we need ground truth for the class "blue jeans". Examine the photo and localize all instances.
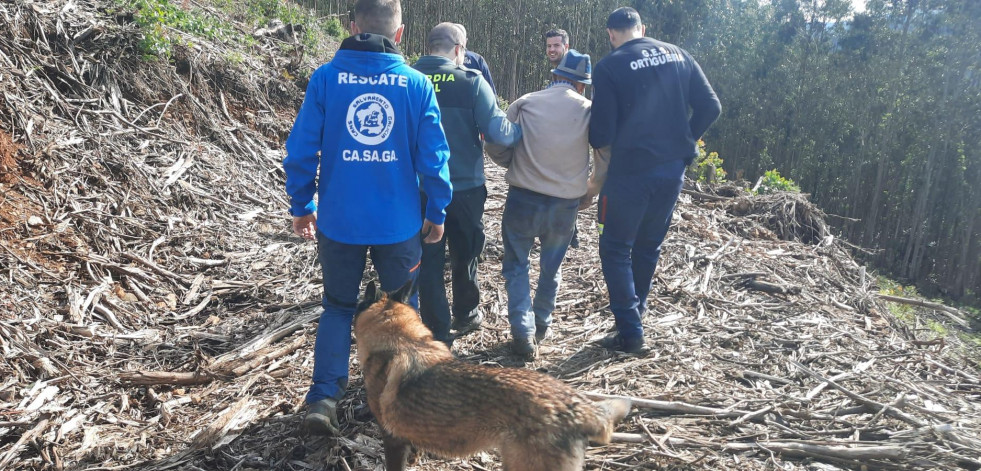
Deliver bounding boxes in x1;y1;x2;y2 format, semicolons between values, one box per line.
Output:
306;232;421;404
418;186;486;342
501;187;579;340
598;159;684;342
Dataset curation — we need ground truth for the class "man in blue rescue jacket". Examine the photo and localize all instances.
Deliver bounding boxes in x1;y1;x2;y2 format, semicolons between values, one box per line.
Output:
588;7;721;353
412;23;521;345
283;0;452;435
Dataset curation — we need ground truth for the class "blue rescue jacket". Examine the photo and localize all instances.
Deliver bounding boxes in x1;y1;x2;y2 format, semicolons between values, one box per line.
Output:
284;34;453;245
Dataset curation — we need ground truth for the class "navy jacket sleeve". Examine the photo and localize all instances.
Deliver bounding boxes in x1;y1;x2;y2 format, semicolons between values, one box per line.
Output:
474;54;496;95
414;82;453;225
283;68;326;217
687;55;721;140
588;63;617;149
473;76;521;147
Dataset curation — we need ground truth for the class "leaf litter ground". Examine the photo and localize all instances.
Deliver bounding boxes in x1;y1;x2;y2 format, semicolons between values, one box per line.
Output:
0;1;979;470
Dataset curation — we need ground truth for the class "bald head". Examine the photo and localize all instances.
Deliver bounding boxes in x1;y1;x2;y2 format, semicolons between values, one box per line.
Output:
427;22;466;56
453;23;468;40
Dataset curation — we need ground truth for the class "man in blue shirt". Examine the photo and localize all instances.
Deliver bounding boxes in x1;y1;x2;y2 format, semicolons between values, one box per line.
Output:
283;0;452;435
588;7;721;353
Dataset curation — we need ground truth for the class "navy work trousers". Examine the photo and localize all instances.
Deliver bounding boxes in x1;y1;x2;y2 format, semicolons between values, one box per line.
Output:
306;232;421;403
597;159;685;342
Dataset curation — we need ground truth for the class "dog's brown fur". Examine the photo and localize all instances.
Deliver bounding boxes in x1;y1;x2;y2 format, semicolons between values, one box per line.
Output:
353;282;631;471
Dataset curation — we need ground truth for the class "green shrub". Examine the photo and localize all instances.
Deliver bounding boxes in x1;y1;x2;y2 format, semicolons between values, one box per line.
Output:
756;168;800;194
322;17;345;39
123;0;238;58
251;2;345;58
687;140;726;183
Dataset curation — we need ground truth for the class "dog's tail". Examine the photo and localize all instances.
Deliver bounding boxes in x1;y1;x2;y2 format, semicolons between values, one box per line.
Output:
582;398;631;445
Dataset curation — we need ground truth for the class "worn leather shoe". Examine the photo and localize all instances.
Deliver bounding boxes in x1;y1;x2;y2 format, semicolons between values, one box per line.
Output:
597;333;647;354
303;398;340;436
511;336;538;360
534;326;550;343
451;310;483;335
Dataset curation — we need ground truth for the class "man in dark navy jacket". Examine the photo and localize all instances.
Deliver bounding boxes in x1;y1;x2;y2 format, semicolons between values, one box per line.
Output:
453;23;496;95
588;6;721;353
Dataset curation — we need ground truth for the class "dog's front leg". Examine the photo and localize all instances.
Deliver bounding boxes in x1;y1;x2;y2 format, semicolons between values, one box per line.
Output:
382;432;411;471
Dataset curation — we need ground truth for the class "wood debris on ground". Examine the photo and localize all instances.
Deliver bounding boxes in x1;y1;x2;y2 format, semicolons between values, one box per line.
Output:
1;1;979;470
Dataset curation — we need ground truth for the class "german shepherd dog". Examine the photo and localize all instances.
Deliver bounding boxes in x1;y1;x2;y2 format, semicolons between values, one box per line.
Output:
353;281;631;471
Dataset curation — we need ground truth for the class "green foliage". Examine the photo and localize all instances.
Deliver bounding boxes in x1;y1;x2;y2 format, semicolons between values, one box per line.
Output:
924;319;948;338
681;0;981;305
322;17;345;39
958;331;981;352
756;169;801;194
121;0;344;66
404;52;421;65
688;139;727;183
242;0;278;22
224;50;245;65
879;277;919;322
124;0;237;58
224;0;345;58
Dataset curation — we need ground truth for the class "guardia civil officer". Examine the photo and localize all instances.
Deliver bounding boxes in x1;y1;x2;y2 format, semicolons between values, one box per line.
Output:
412;23;521;344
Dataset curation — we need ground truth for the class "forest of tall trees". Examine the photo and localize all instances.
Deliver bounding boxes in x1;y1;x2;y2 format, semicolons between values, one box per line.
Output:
300;0;980;306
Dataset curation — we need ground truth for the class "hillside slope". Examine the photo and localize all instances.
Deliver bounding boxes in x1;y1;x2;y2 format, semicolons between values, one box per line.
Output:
1;1;979;470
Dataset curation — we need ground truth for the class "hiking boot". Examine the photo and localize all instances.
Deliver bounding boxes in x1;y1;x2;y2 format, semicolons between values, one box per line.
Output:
511;336;538;360
451;310;483;336
534;326;550;344
303;398;340;436
597;333;647;354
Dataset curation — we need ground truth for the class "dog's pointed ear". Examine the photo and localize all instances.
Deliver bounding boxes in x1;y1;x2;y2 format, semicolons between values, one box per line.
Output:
389;278;417;305
364;281;383;303
356;281;384;316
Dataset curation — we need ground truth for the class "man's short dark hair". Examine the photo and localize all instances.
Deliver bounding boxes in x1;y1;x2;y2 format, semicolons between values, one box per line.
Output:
606;7;641;32
354;0;401;39
545;29;569;45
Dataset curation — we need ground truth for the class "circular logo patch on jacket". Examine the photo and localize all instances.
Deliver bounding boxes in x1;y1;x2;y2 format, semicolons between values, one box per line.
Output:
346;93;395;146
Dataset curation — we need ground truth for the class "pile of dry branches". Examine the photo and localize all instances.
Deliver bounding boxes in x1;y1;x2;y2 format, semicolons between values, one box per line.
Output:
1;1;979;470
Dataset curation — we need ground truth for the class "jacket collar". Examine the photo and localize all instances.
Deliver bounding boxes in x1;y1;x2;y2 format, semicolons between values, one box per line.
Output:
547;79;576;90
339;33;401;55
414;55;460;68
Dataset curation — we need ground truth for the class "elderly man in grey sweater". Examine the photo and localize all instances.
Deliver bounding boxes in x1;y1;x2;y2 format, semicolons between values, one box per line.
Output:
486;49;609;359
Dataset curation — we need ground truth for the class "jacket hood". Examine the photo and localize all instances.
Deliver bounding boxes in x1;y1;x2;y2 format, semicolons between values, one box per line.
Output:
332;33;405;75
